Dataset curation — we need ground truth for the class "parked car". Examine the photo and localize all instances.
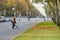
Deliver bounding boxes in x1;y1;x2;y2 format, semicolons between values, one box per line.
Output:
0;16;5;22
4;18;10;22
0;16;10;22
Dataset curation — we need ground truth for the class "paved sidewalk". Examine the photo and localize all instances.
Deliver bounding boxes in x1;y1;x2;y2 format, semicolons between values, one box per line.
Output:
0;20;38;40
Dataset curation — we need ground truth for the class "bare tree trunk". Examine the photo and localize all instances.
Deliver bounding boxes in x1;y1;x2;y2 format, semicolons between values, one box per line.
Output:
54;0;60;26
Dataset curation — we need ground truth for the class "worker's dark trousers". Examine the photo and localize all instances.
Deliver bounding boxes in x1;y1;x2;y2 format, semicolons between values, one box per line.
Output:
12;23;18;29
12;23;15;29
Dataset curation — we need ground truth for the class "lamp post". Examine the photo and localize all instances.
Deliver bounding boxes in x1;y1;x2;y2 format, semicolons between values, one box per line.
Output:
43;0;45;3
12;7;16;17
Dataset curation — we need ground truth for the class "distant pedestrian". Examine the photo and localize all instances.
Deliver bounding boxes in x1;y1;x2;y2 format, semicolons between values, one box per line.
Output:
52;16;55;22
44;18;46;21
19;15;21;21
28;16;30;21
11;17;18;29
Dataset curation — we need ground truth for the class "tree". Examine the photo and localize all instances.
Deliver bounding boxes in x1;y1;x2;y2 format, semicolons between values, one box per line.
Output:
32;0;60;26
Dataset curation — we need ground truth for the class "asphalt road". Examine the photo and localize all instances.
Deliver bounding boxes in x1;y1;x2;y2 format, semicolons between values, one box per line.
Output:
0;19;38;40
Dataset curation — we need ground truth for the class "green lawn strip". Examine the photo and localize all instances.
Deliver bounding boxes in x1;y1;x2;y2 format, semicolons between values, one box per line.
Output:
13;21;60;40
37;21;56;26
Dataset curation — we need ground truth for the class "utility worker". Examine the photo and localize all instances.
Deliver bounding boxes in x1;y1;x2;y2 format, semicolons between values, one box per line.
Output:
11;17;18;29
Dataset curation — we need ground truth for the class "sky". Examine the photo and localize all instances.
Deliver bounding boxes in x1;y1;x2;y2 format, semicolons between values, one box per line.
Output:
30;0;47;17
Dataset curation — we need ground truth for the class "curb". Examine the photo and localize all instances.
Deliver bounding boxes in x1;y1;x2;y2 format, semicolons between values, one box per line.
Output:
10;22;38;40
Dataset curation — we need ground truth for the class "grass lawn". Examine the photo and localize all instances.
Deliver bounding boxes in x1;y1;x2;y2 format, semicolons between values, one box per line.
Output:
13;21;60;40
